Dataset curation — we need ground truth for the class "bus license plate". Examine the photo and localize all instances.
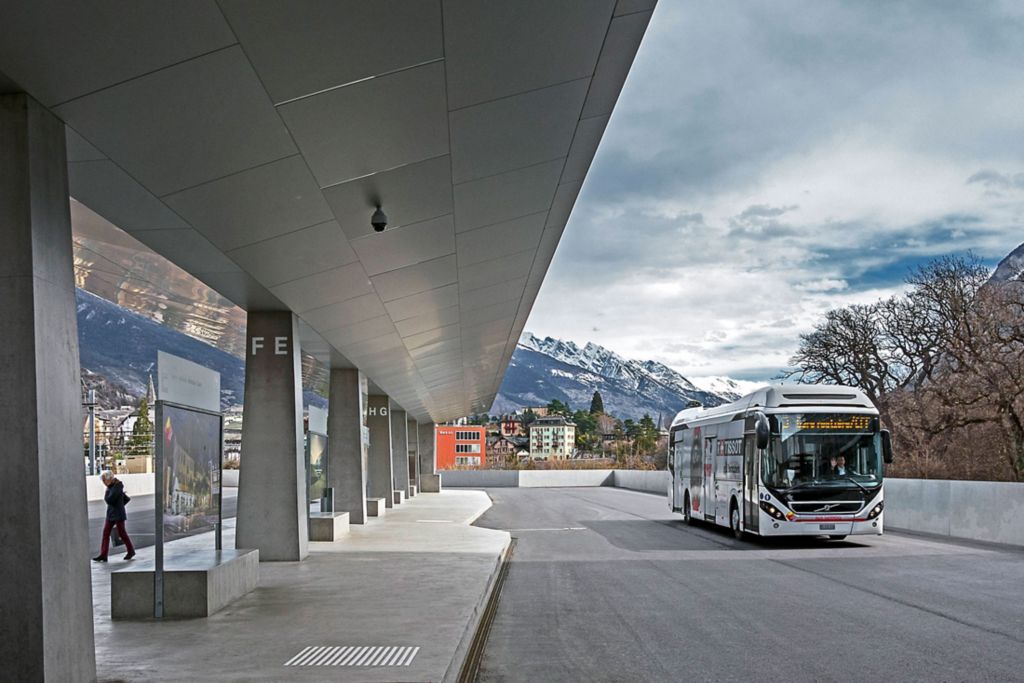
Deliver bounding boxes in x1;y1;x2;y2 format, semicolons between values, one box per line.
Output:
819;523;836;531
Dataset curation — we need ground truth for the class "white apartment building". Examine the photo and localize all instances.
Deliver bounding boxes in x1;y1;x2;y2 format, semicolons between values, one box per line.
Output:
529;416;576;460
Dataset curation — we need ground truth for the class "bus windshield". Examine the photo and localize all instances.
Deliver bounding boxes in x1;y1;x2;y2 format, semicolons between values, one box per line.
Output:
762;413;883;489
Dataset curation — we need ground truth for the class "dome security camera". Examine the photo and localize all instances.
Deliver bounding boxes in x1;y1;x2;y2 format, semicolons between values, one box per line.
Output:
371;206;388;232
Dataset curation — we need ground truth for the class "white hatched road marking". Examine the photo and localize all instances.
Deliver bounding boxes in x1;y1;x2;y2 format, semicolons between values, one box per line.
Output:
285;645;421;667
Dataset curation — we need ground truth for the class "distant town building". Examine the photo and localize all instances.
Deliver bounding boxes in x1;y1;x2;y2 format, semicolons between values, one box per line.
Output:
500;416;524;437
529;416;576;460
487;435;529;467
435;425;487;469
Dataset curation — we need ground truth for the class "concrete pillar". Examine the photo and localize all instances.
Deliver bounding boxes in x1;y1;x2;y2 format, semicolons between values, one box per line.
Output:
418;421;441;492
390;407;409;503
366;395;394;508
328;368;368;524
236;311;308;561
407;417;419;495
0;94;96;681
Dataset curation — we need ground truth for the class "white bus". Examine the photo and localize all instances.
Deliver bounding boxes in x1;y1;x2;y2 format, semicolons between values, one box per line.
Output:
668;384;893;540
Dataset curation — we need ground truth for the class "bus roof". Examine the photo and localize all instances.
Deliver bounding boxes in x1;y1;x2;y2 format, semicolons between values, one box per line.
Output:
670;383;877;429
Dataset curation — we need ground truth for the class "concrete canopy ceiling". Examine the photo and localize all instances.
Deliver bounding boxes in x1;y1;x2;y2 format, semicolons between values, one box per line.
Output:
0;0;655;423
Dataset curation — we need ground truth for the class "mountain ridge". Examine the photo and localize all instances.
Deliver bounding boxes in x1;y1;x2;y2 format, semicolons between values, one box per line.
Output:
492;332;743;421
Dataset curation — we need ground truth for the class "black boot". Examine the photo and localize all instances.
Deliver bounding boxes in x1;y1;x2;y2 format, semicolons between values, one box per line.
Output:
92;555;107;562
123;551;136;560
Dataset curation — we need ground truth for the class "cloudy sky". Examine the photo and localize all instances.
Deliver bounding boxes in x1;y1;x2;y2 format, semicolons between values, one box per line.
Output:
526;0;1024;382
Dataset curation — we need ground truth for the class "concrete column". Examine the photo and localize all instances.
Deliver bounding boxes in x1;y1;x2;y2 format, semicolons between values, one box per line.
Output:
390;407;409;503
0;94;96;681
407;417;419;495
366;395;394;508
328;368;368;523
418;421;441;492
236;311;308;561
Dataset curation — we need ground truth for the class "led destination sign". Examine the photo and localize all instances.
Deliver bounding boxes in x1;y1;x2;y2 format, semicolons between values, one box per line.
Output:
778;414;873;434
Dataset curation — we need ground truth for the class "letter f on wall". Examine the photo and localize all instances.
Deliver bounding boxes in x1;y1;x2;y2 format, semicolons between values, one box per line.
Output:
251;336;265;355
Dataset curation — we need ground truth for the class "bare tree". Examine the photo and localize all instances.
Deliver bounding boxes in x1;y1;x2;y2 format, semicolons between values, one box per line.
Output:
789;253;1024;480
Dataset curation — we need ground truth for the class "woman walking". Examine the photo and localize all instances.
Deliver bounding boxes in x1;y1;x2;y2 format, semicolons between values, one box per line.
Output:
93;470;136;562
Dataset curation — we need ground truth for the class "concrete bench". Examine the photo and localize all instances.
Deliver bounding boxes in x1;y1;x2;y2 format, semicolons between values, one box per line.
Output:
366;497;387;517
421;473;442;493
408;484;417;498
111;549;258;619
393;489;405;505
309;511;350;542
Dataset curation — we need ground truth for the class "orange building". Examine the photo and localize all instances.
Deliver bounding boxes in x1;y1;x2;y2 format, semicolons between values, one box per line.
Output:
435;425;487;469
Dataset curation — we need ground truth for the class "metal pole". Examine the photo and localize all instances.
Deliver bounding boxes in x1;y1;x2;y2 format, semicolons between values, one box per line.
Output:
154;401;164;619
88;389;96;475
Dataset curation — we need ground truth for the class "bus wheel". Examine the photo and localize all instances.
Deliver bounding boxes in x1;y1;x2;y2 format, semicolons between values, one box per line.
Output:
683;493;693;524
829;535;847;541
730;502;743;540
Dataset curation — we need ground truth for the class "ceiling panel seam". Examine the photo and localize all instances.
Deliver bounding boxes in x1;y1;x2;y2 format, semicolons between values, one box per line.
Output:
317;152;451;191
449;154;571;188
445;75;592;115
155;151;302;199
273;57;447;107
49;43;239;109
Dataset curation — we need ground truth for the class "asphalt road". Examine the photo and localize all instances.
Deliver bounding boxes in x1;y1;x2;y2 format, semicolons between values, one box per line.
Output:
473;486;1024;683
87;489;238;556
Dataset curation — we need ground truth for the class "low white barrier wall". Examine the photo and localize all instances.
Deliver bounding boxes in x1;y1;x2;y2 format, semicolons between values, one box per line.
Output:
438;470;1024;548
85;473;155;502
222;469;240;488
884;478;1024;547
613;470;670;495
519;469;614;487
440;470;520;487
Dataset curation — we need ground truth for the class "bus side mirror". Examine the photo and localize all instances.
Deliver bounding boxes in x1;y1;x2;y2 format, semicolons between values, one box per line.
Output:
881;429;894;464
754;412;770;450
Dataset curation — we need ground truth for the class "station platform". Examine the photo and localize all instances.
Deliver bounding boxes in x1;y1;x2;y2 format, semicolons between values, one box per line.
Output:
90;490;510;682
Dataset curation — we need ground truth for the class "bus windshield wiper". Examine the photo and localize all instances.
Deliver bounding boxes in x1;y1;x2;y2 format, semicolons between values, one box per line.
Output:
780;481;821;493
839;476;869;494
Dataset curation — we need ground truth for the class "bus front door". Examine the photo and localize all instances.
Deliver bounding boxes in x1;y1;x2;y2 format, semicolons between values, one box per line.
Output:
703;437;716;522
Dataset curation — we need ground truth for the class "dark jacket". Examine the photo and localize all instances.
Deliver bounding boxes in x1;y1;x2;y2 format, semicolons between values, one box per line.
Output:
104;479;128;522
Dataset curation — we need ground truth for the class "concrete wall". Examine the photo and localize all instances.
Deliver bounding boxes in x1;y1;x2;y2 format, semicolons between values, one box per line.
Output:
613;470;670;495
222;470;240;488
519;469;614;487
885;478;1024;547
441;469;615;488
86;473;156;501
441;470;520;487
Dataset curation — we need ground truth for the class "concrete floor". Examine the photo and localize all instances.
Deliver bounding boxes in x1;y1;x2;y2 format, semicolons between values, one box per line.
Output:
473;486;1024;683
91;490;509;682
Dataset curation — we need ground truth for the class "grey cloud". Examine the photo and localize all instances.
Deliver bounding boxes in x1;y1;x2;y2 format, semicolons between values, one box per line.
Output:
966;169;1024;190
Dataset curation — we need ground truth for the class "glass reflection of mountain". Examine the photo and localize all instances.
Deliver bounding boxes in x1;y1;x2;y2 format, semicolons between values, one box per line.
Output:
72;199;329;400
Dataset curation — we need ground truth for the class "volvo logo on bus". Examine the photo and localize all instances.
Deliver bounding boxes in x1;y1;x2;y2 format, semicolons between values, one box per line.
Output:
815;503;840;512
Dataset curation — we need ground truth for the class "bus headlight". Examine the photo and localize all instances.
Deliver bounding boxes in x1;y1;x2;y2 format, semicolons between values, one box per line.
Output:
866;501;884;519
759;500;787;520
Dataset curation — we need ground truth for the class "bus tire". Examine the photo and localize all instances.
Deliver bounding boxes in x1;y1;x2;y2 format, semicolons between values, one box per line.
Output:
683;492;693;524
730;500;743;540
828;535;847;541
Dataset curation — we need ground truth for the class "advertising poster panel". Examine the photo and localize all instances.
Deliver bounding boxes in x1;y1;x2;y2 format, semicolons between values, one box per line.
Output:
307;433;327;512
161;404;222;543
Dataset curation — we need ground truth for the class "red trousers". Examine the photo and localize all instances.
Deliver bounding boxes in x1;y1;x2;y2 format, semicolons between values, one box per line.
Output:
100;520;135;557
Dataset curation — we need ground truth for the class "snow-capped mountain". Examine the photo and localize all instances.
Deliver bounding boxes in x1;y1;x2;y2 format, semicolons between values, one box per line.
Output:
689;376;765;402
987;241;1024;286
492;332;740;420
